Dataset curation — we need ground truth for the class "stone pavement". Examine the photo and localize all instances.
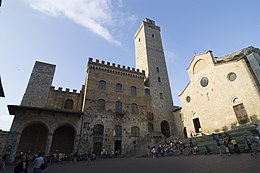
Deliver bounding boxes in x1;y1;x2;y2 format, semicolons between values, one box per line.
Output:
4;154;260;173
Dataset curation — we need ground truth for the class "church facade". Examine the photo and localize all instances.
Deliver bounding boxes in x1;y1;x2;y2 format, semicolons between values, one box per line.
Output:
4;19;181;161
179;47;260;137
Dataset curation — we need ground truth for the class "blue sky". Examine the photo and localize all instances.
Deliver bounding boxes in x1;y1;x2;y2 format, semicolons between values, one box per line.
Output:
0;0;259;131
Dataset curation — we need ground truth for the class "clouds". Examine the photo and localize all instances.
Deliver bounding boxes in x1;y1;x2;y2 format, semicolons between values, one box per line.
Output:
24;0;137;45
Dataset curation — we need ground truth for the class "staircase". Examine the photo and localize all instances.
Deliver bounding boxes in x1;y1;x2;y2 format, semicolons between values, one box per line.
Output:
123;123;259;157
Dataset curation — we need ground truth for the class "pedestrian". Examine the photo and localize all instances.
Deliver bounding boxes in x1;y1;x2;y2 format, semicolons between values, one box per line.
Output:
223;136;230;155
230;138;240;154
33;153;44;173
244;137;254;156
14;153;29;173
216;139;222;155
0;155;5;173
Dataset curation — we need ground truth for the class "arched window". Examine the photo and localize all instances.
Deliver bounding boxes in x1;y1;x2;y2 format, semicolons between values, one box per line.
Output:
131;126;140;137
64;99;73;109
145;88;150;96
114;125;122;136
115;101;122;114
130;86;137;96
97;99;105;112
131;103;138;114
116;83;123;92
93;124;104;136
99;80;106;90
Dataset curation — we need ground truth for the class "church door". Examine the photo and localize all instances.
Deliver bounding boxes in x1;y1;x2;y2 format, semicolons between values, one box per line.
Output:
233;103;249;124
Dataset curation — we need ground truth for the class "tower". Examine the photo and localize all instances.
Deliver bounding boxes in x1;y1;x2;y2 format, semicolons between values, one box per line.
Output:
134;18;175;137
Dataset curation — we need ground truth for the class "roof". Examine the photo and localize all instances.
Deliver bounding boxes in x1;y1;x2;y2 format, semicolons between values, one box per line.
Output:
215;46;260;63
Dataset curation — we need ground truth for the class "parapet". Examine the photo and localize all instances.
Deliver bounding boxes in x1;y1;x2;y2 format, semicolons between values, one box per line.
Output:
87;57;145;79
50;86;81;94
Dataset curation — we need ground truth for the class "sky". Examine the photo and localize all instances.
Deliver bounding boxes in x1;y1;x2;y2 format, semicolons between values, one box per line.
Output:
0;0;259;131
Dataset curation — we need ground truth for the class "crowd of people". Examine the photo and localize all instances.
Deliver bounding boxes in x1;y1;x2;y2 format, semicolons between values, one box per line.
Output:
148;132;260;158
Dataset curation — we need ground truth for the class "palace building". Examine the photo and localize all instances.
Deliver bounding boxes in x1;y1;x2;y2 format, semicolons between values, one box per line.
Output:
4;19;182;161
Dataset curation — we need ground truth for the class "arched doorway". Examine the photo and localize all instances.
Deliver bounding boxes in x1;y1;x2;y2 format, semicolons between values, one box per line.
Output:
50;125;75;154
17;123;48;154
161;121;170;138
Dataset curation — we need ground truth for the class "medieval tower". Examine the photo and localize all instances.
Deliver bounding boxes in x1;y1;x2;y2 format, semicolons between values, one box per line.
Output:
134;19;175;137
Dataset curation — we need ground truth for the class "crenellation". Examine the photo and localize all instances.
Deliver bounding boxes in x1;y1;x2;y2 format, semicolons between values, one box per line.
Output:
58;87;62;91
73;89;77;93
107;62;110;66
112;63;116;67
127;67;130;70
123;65;126;69
89;57;93;62
101;60;105;64
65;88;70;92
117;64;120;68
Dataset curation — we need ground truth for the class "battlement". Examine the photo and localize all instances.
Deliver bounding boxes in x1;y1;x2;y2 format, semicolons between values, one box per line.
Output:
88;57;145;79
50;86;81;94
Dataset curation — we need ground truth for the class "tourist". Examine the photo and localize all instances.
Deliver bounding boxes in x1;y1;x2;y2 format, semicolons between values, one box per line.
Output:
14;153;29;173
230;138;240;154
33;153;44;173
0;155;5;173
216;139;222;155
244;137;254;156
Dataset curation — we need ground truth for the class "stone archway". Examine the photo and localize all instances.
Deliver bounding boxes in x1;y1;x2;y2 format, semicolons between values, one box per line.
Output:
50;125;75;154
161;120;170;138
17;123;48;154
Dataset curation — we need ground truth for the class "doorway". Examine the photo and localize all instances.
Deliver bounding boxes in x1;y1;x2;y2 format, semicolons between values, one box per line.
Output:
233;103;249;124
193;118;201;133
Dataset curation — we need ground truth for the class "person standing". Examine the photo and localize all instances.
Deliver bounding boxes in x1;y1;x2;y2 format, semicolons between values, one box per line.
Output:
230;138;240;154
244;137;253;156
33;154;44;173
0;155;5;173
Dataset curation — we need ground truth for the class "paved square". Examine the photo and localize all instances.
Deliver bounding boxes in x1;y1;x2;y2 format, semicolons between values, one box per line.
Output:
5;154;260;173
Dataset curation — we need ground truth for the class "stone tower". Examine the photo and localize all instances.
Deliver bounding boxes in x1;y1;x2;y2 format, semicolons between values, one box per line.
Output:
21;61;56;107
134;18;175;137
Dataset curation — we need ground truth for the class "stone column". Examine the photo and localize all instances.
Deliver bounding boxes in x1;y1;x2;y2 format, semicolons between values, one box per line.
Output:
45;133;53;154
73;134;80;153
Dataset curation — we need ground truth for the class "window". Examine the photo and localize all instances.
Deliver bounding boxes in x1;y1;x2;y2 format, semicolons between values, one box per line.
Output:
138;38;141;42
93;124;104;135
158;77;161;83
114;125;122;136
116;83;123;92
145;88;150;96
156;67;159;72
227;72;237;81
148;123;153;132
130;86;137;96
115;101;122;114
200;77;209;87
97;99;105;112
160;93;163;99
131;103;138;114
64;99;73;109
131;126;140;137
186;96;191;103
152;34;154;37
99;80;106;90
